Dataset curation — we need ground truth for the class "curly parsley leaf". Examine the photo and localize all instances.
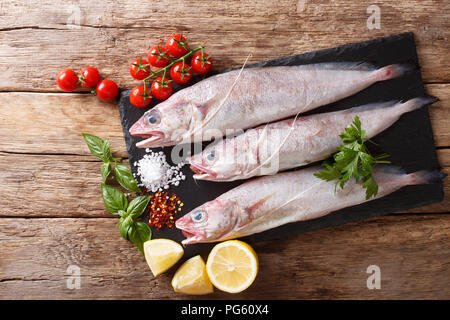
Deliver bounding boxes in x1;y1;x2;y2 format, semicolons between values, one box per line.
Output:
314;115;390;199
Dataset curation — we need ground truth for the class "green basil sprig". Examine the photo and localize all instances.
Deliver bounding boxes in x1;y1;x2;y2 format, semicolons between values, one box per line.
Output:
101;163;112;182
83;133;151;256
82;133;139;192
102;184;151;255
101;183;128;215
114;164;141;193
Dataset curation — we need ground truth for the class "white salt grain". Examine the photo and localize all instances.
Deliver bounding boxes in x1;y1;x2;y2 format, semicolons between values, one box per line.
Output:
134;150;185;192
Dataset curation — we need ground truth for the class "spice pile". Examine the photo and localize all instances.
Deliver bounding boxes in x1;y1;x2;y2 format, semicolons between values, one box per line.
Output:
146;192;183;230
134;149;186;193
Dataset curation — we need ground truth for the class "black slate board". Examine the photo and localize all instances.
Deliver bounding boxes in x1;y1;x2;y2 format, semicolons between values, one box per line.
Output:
118;32;444;258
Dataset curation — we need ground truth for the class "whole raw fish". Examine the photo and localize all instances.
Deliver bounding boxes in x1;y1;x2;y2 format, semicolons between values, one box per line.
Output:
129;63;410;148
189;96;437;181
176;166;444;245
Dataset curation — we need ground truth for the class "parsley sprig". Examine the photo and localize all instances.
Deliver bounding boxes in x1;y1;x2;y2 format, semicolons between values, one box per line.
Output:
314;116;391;200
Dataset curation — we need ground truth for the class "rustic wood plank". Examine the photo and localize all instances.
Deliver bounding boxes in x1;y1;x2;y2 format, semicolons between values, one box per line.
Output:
0;92;128;158
0;149;447;218
0;153;110;218
0;0;448;92
0;84;448;159
0;215;448;299
427;84;450;147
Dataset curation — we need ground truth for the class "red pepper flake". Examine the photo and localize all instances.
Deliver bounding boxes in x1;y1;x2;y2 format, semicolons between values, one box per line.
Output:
146;191;183;231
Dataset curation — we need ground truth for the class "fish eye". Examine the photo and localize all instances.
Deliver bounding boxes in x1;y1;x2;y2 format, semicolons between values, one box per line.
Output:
206;150;215;162
147;109;161;125
191;211;207;224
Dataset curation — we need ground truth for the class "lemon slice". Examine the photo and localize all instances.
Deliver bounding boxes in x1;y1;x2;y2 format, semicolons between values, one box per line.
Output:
172;255;214;295
206;240;258;293
143;239;183;276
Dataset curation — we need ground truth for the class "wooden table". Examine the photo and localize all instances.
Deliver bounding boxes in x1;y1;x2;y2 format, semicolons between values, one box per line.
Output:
0;0;448;299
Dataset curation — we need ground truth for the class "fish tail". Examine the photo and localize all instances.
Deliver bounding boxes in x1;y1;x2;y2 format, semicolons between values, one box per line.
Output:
376;63;415;81
399;95;439;112
349;95;438;115
407;169;447;186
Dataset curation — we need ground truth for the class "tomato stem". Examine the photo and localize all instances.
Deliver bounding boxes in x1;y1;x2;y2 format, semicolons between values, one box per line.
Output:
142;45;203;85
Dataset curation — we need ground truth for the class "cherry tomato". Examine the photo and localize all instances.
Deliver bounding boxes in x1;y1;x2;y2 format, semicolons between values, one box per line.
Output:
166;34;188;58
56;69;79;91
96;79;119;101
130;85;152;108
191;52;213;75
79;67;100;88
148;45;170;68
129;58;151;80
151;77;173;100
170;62;192;85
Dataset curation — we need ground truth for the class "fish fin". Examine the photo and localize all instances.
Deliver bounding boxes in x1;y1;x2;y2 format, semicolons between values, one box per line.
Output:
407;169;447;185
190;53;253;135
244;191;277;216
349;100;400;113
196;95;223;118
374;165;407;177
375;63;416;80
308;61;377;71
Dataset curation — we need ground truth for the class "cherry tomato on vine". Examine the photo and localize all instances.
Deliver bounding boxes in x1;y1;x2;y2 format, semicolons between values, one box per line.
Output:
191;52;213;75
148;45;170;68
129;58;151;80
151;77;173;100
79;67;100;88
96;79;119;101
166;34;188;58
170;62;192;85
56;69;79;91
130;85;152;108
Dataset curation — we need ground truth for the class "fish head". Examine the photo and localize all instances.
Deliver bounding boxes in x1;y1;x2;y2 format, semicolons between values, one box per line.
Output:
188;139;247;181
129;97;192;148
175;199;238;245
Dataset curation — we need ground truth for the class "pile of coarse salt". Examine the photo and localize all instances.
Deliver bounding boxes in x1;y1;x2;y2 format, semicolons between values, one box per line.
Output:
133;149;186;193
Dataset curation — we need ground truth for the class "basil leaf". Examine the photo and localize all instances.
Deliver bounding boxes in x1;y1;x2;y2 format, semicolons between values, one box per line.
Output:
114;164;141;193
101;162;111;182
101;183;128;214
128;222;152;256
82;133;105;161
118;215;134;240
127;195;150;219
102;140;113;163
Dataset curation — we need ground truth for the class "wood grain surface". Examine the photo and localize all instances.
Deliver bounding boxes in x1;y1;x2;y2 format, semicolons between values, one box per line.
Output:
0;215;449;299
0;0;448;299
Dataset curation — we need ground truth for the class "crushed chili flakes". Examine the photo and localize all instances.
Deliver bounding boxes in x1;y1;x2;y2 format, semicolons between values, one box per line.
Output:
145;191;183;230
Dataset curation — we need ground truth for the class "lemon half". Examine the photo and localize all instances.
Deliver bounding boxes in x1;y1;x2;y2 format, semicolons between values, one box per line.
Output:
172;255;214;295
206;240;258;293
143;239;183;276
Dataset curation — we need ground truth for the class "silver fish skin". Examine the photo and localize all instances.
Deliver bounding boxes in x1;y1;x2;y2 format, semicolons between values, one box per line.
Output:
129;63;409;148
189;96;437;181
175;166;444;245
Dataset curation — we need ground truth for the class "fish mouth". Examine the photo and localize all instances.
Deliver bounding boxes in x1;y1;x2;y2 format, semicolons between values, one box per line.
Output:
175;220;205;245
189;161;217;180
134;131;166;148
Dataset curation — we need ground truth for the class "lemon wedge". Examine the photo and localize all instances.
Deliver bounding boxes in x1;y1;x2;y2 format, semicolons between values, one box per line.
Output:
143;239;183;276
172;255;214;295
206;240;258;293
